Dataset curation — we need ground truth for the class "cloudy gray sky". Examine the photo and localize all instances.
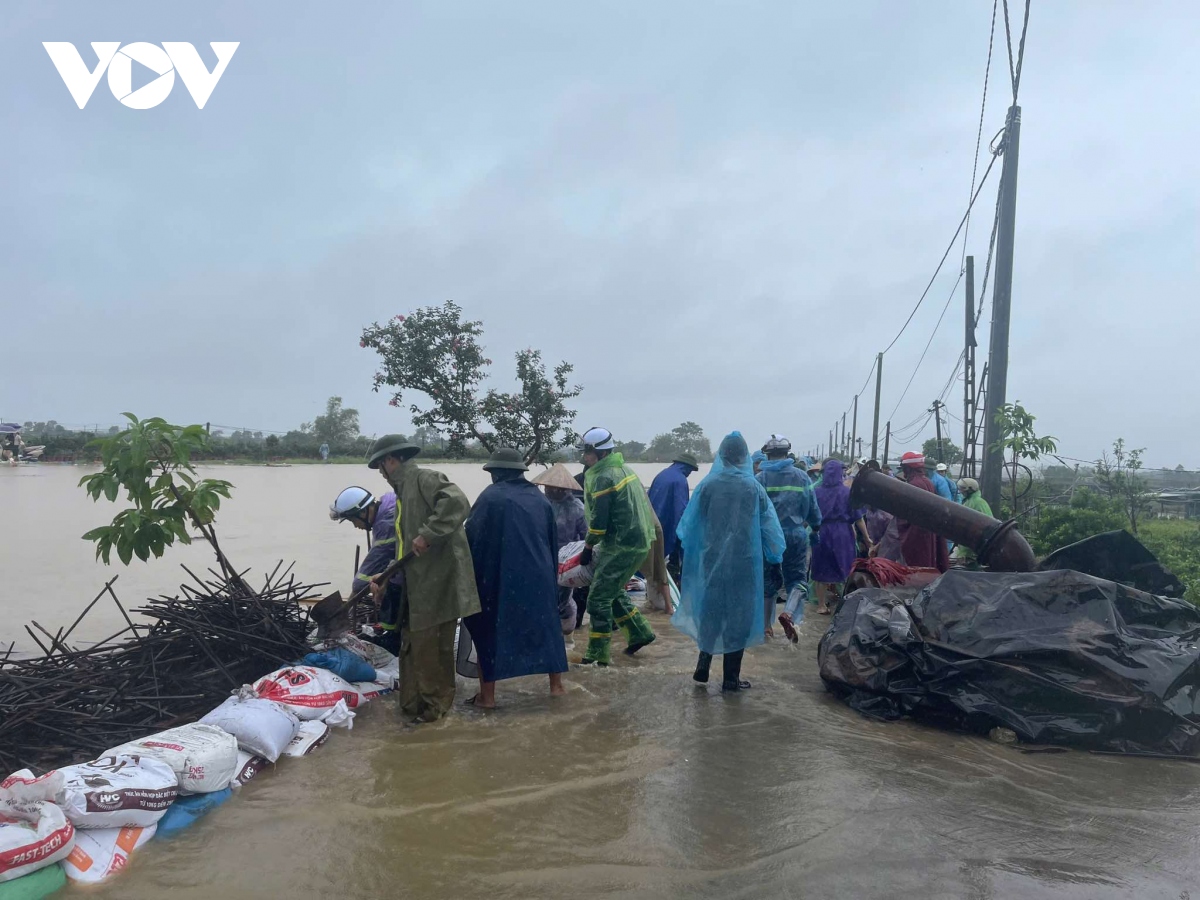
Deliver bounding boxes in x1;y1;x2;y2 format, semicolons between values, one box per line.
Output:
3;1;1197;467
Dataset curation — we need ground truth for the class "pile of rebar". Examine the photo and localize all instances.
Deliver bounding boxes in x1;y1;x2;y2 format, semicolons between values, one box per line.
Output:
0;562;324;774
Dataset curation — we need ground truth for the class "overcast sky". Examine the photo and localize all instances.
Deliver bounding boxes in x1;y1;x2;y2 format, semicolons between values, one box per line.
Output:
3;2;1197;467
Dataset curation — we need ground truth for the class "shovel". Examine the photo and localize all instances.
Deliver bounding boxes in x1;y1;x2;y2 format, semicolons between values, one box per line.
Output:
310;550;416;637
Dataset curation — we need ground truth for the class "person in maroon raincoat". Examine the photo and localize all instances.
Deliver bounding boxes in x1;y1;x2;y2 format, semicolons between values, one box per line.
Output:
895;452;949;573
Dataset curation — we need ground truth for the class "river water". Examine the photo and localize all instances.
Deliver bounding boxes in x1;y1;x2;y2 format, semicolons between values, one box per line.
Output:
3;464;1199;898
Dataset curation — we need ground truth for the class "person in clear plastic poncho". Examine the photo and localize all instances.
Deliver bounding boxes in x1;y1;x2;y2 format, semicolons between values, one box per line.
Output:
671;432;785;692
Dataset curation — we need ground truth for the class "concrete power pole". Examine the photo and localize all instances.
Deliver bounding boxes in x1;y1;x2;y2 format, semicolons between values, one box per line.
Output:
981;105;1023;511
850;395;858;462
962;255;977;479
870;352;883;461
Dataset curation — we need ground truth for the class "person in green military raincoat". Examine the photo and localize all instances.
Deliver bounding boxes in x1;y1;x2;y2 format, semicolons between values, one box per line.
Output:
577;427;656;666
366;435;480;722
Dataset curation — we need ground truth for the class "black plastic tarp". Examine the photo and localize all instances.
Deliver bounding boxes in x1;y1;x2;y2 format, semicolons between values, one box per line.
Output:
1038;529;1185;598
818;569;1200;755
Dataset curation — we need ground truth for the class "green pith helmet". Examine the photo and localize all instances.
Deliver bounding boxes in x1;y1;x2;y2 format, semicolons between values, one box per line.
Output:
672;452;699;469
367;434;422;469
482;447;528;471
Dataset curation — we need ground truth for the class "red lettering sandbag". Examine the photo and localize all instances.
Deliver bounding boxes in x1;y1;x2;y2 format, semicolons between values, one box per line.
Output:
0;771;75;884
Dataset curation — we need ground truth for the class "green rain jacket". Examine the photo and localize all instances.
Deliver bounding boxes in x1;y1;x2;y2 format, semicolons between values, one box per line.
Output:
962;491;994;518
385;461;481;631
584;452;654;557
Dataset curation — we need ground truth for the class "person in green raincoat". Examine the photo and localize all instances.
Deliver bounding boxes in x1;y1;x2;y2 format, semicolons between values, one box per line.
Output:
367;435;481;722
954;477;993;565
577;427;657;666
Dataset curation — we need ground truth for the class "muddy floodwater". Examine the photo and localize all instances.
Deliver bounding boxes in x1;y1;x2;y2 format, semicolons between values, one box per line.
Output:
3;464;1200;898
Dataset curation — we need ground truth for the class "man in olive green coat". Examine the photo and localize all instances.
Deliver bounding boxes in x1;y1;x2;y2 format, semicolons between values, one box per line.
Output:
367;435;480;723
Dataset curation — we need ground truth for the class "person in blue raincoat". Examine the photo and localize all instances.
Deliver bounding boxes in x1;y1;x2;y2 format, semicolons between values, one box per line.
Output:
329;486;401;653
672;432;785;692
464;449;568;708
756;435;822;643
648;452;698;585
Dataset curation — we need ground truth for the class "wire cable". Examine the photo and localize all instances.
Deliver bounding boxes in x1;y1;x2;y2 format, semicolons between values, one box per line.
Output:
962;0;999;270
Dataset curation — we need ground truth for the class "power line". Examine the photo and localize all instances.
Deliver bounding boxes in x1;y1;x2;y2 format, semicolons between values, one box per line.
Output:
962;0;1000;270
1002;0;1032;104
886;269;965;422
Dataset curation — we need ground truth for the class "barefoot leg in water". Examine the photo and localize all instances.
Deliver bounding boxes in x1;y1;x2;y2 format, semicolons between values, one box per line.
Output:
549;672;566;696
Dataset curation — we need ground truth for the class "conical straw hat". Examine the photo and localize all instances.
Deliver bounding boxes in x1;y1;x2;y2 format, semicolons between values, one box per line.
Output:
531;462;582;491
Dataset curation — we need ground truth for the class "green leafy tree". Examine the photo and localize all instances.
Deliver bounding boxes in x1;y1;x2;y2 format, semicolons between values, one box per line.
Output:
1095;438;1151;536
922;437;963;466
616;440;646;460
79;414;237;579
990;402;1057;516
647;422;713;462
312;396;360;451
360;301;582;465
1029;488;1125;556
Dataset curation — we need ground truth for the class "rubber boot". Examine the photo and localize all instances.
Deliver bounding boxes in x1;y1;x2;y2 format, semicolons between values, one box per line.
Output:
693;651;712;684
721;650;750;692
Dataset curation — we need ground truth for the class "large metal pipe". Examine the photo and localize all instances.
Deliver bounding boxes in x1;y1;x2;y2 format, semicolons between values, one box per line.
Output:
849;468;1036;572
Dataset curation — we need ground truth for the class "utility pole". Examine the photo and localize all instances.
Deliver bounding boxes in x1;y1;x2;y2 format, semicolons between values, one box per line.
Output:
981;105;1022;511
850;395;858;461
883;421;891;468
930;400;944;462
870;352;883;461
962;255;976;479
841;412;847;457
829;430;833;458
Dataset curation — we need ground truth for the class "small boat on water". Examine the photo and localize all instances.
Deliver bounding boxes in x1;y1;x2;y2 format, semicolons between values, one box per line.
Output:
0;423;44;465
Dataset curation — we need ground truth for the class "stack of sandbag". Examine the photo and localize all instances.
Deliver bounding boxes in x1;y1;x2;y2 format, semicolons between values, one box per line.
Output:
321;635;399;699
106;724;239;795
0;771;74;886
252;666;360;728
557;541;594;589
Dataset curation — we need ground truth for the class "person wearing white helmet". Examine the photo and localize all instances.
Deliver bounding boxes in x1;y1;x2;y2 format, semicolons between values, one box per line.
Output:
928;461;958;504
577;427;657;665
330;485;400;653
756;433;821;643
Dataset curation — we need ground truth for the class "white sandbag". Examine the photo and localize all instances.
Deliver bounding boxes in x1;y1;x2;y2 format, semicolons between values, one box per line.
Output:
62;824;155;884
231;751;267;787
354;679;394;701
557;540;594;588
252;666;360;725
281;721;330;758
107;724;239;795
58;755;178;829
0;770;75;884
200;691;300;763
334;633;398;669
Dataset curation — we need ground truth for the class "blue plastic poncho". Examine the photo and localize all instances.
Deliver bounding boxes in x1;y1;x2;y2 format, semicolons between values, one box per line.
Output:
648;461;692;556
756;457;821;538
671;433;786;655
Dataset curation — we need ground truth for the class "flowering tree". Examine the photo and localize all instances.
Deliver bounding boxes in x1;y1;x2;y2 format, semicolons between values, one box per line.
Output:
360;301;581;464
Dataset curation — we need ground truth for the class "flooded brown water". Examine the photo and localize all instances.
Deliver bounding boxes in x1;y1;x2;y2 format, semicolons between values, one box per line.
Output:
4;464;1200;898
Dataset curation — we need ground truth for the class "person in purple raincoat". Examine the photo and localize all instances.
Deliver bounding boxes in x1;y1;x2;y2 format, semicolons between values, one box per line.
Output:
809;459;872;614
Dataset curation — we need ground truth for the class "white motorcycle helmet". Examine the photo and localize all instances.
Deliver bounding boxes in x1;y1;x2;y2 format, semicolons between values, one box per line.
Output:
330;486;375;522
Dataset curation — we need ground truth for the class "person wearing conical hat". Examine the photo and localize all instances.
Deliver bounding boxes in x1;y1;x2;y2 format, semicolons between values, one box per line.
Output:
532;464;588;634
462;449;568;708
577;427;656;666
366;434;480;723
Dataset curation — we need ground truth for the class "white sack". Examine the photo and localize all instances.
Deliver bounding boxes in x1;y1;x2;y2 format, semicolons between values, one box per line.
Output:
0;770;76;883
281;721;330;758
62;824;155;884
107;724;239;795
58;755;178;829
252;666;360;725
200;692;300;763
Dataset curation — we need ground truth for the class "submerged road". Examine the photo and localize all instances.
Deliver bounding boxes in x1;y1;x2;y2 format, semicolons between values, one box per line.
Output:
90;611;1200;900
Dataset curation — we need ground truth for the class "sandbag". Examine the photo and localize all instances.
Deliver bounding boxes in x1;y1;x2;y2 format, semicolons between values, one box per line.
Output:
253;666;358;727
819;569;1200;755
0;771;75;884
107;724;239;794
299;648;376;684
57;755;178;829
335;633;398;669
231;751;267;787
281;721;330;758
155;789;233;839
557;540;594;589
0;863;65;900
200;691;300;763
62;825;154;884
